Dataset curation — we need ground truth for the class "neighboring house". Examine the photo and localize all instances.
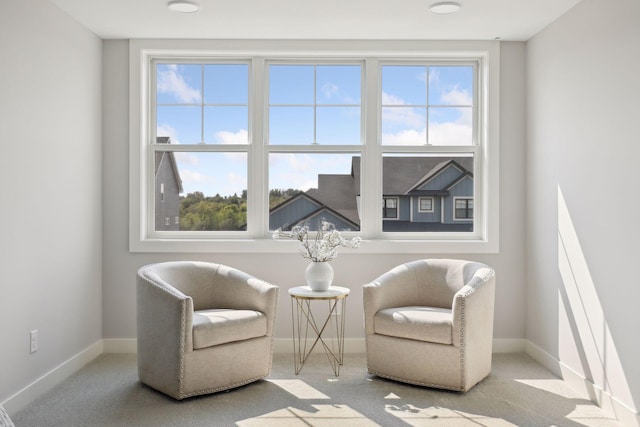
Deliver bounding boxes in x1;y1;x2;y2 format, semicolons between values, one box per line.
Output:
155;136;183;231
375;157;474;232
269;156;473;232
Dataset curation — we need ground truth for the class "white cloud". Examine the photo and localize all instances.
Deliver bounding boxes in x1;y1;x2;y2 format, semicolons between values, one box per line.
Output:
225;172;247;195
428;68;440;86
157;124;181;144
180;169;207;184
381;92;405;105
441;87;472;106
321;82;339;99
211;129;249;162
381;92;425;128
174;152;200;166
157;66;200;103
382;128;426;146
429;122;472;146
269;153;354;191
214;129;248;145
275;171;317;191
277;153;313;173
382;120;472;146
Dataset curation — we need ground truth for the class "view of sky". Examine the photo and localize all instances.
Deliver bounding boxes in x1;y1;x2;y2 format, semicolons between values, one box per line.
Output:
155;63;473;197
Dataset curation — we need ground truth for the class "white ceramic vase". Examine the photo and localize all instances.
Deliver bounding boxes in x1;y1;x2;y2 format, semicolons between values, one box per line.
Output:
305;261;334;291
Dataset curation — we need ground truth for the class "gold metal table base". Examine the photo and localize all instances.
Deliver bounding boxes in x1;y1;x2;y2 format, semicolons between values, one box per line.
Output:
289;286;349;376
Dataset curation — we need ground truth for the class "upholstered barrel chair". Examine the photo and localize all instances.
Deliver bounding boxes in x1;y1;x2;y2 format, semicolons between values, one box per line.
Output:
363;259;495;392
137;261;279;400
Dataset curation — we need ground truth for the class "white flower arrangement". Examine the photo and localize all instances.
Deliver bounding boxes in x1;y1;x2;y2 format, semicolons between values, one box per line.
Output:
272;220;361;262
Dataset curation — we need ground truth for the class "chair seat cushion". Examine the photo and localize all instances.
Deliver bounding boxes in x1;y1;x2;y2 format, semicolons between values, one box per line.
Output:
192;309;267;349
374;306;453;345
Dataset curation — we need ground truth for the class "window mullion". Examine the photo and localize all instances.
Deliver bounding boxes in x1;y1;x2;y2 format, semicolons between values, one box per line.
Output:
361;58;381;239
249;57;267;238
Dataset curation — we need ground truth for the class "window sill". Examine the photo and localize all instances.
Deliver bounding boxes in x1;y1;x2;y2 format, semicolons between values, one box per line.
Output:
129;236;498;254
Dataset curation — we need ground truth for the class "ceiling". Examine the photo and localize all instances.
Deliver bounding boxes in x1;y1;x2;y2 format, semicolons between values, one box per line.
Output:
50;0;583;41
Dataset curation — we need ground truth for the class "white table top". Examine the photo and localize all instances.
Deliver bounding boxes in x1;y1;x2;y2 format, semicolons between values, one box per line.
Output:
288;285;350;299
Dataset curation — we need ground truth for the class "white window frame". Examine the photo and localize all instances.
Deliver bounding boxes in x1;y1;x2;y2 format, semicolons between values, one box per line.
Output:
129;40;499;254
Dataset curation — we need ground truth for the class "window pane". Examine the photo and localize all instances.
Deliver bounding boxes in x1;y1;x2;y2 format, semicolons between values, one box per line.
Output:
382;64;475;147
316;65;361;105
381;65;426;106
381;107;426;145
269;153;360;231
420;198;433;211
317;107;361;145
383;198;398;219
428;66;473;106
157;106;202;144
269;65;314;104
154;151;247;232
455;198;474;219
204;106;248;144
156;64;202;104
382;154;473;232
269;106;314;144
428;107;472;145
204;64;248;104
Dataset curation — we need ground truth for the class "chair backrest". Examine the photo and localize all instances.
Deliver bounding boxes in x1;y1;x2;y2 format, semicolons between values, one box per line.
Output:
139;261;277;313
379;259;489;309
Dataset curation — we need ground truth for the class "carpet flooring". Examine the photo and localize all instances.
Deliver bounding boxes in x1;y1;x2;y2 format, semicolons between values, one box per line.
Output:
12;352;622;426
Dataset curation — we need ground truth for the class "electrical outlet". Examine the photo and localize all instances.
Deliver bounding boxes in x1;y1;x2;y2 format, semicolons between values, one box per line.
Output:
30;329;38;353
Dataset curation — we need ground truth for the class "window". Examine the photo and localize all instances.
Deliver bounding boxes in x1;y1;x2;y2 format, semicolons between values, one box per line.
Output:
419;197;434;212
383;197;399;219
454;198;474;220
380;64;476;234
130;40;499;253
268;64;362;232
154;62;249;233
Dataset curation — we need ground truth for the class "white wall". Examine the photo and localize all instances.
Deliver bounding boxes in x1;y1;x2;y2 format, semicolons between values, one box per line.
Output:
527;0;640;419
0;0;102;410
102;41;527;345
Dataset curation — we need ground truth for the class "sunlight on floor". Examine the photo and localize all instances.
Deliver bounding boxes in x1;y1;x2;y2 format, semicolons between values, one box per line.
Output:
385;404;516;427
516;378;622;426
266;379;330;399
237;404;381;426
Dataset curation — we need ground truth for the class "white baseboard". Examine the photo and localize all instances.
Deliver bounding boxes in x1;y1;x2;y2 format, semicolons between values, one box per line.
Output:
524;341;639;427
492;338;526;353
524;340;562;377
1;340;103;417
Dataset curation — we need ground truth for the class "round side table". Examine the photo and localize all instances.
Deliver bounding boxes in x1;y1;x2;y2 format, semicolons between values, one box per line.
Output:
288;286;350;376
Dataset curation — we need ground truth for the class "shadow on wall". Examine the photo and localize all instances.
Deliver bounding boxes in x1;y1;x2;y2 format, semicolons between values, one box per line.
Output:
557;185;639;426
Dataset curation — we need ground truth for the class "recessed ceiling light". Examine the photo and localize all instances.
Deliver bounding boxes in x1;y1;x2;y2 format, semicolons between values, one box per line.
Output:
167;1;200;13
429;2;461;14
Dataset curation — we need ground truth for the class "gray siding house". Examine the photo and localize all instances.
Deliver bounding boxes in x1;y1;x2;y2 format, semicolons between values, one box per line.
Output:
269;173;360;231
269;156;473;232
155;137;183;231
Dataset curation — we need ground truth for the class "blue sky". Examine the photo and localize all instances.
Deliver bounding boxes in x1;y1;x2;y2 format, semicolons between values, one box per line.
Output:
156;63;473;197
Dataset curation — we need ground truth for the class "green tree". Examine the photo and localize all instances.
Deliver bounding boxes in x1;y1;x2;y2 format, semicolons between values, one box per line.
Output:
269;188;302;208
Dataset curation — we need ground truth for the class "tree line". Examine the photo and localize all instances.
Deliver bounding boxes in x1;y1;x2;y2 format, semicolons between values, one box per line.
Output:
179;189;301;231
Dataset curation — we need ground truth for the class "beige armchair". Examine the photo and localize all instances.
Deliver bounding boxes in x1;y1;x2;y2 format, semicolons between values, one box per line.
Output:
364;259;495;392
136;261;279;400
